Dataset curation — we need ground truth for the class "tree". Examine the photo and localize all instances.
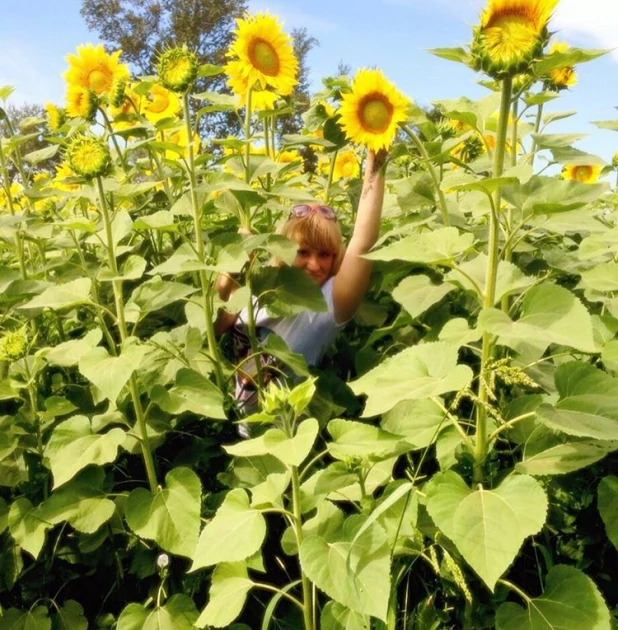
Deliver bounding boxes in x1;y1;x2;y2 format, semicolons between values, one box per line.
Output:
80;0;248;138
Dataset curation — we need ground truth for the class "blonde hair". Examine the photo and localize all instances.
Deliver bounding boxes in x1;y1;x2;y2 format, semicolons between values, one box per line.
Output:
278;210;345;275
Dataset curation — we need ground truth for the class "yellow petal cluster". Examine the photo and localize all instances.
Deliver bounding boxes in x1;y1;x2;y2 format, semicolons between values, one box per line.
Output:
472;0;559;78
333;150;360;181
562;164;602;184
225;12;298;103
339;69;409;152
64;44;130;96
544;41;577;91
141;84;181;124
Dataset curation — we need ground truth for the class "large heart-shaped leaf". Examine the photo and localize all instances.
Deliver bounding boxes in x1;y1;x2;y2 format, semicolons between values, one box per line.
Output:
45;415;126;488
326;419;410;460
19;278;92;311
42;329;102;367
117;595;198;630
495;565;611;629
0;606;51;630
321;601;370;630
349;342;472;417
425;471;547;591
478;283;595;353
516;440;617;476
191;489;266;571
535;362;618;441
598;475;618;550
299;514;391;621
38;468;115;533
125;467;201;558
79;340;147;402
392;275;454;318
196;563;254;629
262;418;319;466
7;498;52;559
51;600;88;630
381;399;447;449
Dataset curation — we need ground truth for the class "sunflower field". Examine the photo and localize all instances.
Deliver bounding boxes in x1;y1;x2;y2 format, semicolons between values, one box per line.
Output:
1;2;617;629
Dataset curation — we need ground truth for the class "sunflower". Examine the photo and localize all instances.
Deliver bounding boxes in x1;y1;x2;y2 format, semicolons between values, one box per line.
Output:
159;127;201;160
225;12;298;97
333;150;360;181
45;103;65;132
0;182;25;214
562;164;602;184
156;46;199;93
544;41;577;91
338;69;409;152
64;44;130;96
141;84;181;123
471;0;559;78
67;134;112;179
226;59;279;110
65;85;98;120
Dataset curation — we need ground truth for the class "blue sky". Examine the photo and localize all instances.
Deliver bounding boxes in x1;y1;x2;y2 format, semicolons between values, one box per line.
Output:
1;0;618;163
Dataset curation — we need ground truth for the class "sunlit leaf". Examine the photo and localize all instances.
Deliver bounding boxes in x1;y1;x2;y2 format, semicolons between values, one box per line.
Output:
598;475;618;550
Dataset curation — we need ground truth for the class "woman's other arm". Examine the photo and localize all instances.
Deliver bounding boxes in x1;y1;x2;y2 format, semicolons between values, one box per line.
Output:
332;148;387;323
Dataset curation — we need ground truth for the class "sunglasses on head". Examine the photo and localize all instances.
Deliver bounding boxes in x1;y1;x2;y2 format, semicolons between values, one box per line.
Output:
290;204;337;221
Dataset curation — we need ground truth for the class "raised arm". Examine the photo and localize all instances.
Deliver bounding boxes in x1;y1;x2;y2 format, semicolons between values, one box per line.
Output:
332;149;387;323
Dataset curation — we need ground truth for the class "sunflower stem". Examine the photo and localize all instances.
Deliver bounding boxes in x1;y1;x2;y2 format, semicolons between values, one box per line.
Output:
95;176;158;494
529;102;544;168
473;75;512;484
181;92;225;391
401;124;450;226
242;87;253;229
326;148;338;204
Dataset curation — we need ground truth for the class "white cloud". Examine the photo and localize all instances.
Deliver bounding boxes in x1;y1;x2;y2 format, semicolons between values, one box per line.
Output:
552;0;618;62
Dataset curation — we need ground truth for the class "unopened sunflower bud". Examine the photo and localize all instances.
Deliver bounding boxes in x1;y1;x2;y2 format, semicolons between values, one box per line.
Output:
66;134;111;179
109;77;127;109
156;46;199;93
45;103;65;132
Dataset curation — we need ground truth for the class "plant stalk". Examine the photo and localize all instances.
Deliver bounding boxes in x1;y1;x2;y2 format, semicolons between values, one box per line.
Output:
473;76;512;483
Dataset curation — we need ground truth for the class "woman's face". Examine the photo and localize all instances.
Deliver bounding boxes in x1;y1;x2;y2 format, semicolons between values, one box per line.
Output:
293;241;336;286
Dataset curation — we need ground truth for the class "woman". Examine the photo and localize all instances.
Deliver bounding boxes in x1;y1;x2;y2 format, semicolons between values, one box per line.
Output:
216;148;387;415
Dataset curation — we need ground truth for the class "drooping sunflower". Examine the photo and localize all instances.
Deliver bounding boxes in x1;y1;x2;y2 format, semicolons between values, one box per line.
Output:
471;0;559;78
225;12;298;97
226;59;279;110
65;85;99;120
562;164;602;184
141;84;181;124
338;69;409;152
64;44;130;96
544;41;577;91
333;150;360;181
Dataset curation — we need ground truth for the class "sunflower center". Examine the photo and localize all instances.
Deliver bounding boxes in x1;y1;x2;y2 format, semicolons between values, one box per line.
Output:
483;20;537;64
358;93;393;133
249;39;280;76
88;68;111;94
149;91;169;114
573;166;593;182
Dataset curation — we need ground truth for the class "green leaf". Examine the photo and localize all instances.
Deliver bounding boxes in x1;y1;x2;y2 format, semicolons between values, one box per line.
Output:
321;602;370;630
51;600;88;630
445;254;535;304
532;47;608;77
495;565;611;630
125;467;201;558
24;144;60;164
250;472;291;508
38;468;115;534
427;47;472;64
381;398;447;449
127;276;197;318
536;362;618;441
426;472;547;591
19;278;91;311
349;342;473;417
79;340;147;402
196;563;254;629
7;498;51;559
0;606;51;630
99;255;147;281
262;418;319;466
117;595;198;630
150;368;225;419
299;515;391;621
598;475;618;550
133;210;177;231
478;283;595;353
365;227;474;264
392;275;454;318
516;440;617;476
326;419;409;461
530;133;588;149
251;266;327;317
45;415;126;488
42;328;102;367
191;489;266;571
579;262;618;292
